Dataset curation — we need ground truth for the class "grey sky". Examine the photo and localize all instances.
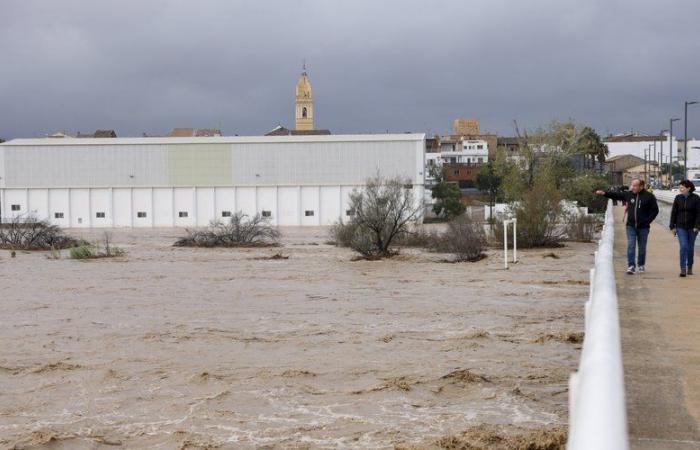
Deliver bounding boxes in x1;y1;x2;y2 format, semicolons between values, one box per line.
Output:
1;0;699;140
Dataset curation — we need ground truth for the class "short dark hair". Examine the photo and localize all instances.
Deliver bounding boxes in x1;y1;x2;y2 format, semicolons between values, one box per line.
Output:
680;179;696;192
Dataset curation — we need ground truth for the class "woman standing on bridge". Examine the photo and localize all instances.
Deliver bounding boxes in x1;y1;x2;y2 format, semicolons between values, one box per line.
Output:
669;180;700;277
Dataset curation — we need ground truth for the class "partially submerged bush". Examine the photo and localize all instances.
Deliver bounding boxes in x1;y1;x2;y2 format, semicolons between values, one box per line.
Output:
378;217;486;262
70;244;96;260
432;215;487;262
174;212;280;247
394;226;441;248
565;212;600;242
330;175;420;259
502;184;566;248
0;215;78;250
69;233;125;260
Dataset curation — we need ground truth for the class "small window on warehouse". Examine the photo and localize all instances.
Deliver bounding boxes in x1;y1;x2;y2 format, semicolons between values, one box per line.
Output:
137;211;147;218
96;212;106;218
221;211;232;217
262;210;272;217
11;204;20;211
54;212;64;219
305;210;314;217
178;211;188;218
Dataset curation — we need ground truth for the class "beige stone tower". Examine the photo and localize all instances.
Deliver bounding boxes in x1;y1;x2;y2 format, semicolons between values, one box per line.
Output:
295;67;314;131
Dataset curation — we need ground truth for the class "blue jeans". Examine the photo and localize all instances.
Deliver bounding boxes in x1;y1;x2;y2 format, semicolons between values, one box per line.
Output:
676;228;698;270
626;226;650;267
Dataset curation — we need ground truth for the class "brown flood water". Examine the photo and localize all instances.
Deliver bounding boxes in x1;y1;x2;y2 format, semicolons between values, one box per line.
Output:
0;227;592;449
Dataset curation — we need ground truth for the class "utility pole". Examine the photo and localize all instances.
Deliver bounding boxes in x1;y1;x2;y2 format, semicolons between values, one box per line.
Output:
644;147;648;183
685;101;699;179
671;118;680;184
660;129;668;187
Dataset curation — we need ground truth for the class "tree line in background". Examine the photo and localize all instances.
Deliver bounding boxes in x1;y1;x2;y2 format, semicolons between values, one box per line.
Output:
428;120;610;248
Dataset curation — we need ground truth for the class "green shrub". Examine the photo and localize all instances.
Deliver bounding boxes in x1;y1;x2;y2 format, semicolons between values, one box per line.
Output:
70;244;95;260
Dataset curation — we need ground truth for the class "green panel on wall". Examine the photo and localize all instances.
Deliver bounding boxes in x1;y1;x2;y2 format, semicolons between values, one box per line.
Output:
167;144;232;186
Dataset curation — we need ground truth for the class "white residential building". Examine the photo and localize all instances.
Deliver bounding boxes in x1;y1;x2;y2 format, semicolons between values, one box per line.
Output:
425;137;489;183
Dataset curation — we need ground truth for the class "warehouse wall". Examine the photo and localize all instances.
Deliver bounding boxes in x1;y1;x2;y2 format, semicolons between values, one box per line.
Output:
0;134;425;227
0;184;413;227
0;137;424;189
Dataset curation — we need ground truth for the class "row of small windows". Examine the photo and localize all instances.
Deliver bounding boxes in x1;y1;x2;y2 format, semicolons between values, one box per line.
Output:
19;208;356;219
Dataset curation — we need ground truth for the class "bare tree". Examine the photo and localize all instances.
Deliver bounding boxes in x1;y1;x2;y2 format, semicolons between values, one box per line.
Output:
0;215;78;250
333;175;420;259
174;212;281;247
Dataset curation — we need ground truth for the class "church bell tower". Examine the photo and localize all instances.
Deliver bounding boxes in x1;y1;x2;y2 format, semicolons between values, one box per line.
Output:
295;64;314;131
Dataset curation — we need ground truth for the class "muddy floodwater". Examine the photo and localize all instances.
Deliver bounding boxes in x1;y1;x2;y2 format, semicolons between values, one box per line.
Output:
0;228;592;449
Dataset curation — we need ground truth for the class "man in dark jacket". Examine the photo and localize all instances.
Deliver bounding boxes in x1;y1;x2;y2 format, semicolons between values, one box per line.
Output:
596;178;659;274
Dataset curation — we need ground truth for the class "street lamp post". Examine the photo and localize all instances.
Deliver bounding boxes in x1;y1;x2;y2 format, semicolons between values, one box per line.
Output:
644;146;650;183
684;101;698;179
660;129;668;186
671;118;680;183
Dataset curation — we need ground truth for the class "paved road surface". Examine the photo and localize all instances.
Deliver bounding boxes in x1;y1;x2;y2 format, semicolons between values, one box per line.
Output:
613;206;700;449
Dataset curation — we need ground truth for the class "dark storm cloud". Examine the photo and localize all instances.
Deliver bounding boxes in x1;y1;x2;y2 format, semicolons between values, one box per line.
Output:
1;0;699;140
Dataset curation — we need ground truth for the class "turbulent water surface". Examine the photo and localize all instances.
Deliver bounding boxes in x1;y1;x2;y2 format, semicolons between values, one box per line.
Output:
0;228;591;449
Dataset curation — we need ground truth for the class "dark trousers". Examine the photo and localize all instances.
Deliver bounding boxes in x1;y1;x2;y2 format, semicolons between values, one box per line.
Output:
626;226;650;267
676;228;697;270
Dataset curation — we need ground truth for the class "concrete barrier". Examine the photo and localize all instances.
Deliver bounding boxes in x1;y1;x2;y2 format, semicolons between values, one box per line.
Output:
567;200;629;450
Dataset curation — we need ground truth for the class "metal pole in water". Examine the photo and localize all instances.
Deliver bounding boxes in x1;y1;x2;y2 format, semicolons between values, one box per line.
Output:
504;219;508;269
513;219;517;263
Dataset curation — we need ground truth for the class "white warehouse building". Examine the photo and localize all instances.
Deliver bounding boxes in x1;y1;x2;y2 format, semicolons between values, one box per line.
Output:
0;134;425;228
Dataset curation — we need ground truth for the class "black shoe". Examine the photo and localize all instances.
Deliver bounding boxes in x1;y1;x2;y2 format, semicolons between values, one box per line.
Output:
627;265;635;275
688;267;693;275
680;268;687;277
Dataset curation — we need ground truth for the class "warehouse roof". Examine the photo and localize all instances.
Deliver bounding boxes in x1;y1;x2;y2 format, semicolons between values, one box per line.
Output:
0;133;425;147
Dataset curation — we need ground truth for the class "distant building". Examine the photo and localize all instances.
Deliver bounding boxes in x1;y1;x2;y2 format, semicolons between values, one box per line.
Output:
265;126;330;136
678;139;700;169
295;67;314;131
76;129;117;138
497;137;520;159
604;154;645;185
453;118;480;136
424;119;495;187
444;162;481;189
168;128;221;137
624;162;661;186
603;132;676;167
0;134;425;227
47;131;74;138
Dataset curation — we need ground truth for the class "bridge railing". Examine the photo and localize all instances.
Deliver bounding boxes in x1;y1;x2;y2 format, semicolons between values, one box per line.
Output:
567;199;628;450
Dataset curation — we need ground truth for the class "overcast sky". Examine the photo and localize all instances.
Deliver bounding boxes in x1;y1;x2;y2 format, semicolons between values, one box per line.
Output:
1;0;699;140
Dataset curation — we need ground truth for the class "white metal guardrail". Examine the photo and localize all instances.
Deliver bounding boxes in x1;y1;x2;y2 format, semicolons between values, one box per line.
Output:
653;189;676;204
567;200;629;450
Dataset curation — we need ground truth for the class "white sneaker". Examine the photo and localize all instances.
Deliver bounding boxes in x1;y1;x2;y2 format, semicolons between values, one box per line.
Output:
638;266;645;273
627;266;635;274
